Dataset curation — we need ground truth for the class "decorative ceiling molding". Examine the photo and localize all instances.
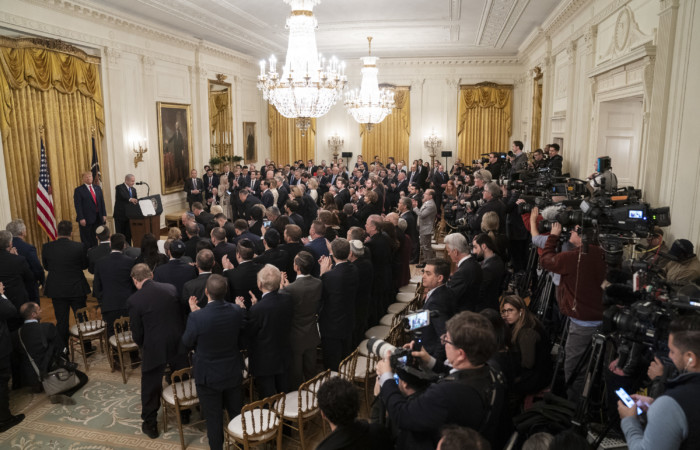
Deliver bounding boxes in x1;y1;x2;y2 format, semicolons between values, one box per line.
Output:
380;56;520;66
477;0;518;47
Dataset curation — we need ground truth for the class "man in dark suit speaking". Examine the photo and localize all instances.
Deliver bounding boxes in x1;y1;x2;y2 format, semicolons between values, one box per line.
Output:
74;171;106;248
183;274;245;450
128;263;188;439
113;174;139;244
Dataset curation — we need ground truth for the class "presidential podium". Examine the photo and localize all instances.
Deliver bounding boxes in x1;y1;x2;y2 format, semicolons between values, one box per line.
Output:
125;195;163;248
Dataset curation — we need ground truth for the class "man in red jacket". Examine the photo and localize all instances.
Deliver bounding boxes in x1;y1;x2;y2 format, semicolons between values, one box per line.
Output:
540;222;607;401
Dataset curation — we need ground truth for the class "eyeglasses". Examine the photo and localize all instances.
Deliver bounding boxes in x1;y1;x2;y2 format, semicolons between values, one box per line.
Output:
501;308;517;315
440;333;455;347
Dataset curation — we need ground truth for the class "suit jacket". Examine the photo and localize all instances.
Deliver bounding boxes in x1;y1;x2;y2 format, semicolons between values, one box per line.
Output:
224;261;263;308
196;211;216;231
365;232;393;294
87;242;111;274
245;290;293;376
446;257;483;313
253;247;289;272
42;238;90;298
128;280;186;372
422;285;456;360
480;255;506;311
304;238;330;277
184;177;204;204
114;183;137;219
471;199;506;234
203;174;219;195
181;273;212;311
261;190;274;208
415;199;437;235
279;242;305;281
232;232;264;255
281;276;322;351
93;252;136;313
182;299;245;386
0;295;17;358
12;237;44;288
288;213;305;231
0;250;35;309
184;235;203;261
13;321;62;386
213;242;237;273
153;258;198;298
74;184;106;224
242;195;263;220
400;211;419;247
319;262;359;340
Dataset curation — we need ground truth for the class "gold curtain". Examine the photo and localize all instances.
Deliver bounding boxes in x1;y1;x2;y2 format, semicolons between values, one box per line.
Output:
531;78;543;150
208;87;233;159
267;104;315;165
361;86;410;163
457;83;512;163
0;38;105;251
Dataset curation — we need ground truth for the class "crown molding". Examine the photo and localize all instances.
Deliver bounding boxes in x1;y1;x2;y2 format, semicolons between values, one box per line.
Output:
380;56;520;67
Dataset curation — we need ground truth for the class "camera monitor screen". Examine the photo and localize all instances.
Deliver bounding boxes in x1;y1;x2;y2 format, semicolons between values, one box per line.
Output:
628;210;643;219
406;310;430;331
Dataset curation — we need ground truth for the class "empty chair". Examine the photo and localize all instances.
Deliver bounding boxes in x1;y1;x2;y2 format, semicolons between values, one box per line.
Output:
68;306;106;371
108;316;140;384
161;367;202;449
279;369;331;449
226;392;285;450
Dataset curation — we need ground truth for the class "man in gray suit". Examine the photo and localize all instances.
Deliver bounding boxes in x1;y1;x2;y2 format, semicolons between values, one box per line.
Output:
413;189;437;267
280;251;321;389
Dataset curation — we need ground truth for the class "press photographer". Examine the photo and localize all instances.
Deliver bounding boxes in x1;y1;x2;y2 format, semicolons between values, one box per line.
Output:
617;315;700;450
374;311;505;449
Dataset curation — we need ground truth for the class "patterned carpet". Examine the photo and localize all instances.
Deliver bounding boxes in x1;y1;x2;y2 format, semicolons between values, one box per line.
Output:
3;351;210;450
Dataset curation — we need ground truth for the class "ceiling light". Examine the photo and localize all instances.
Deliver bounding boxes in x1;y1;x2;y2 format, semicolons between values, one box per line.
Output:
257;0;347;135
344;37;395;132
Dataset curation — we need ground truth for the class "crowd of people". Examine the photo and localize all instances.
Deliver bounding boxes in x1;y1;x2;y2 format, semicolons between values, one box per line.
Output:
0;146;699;450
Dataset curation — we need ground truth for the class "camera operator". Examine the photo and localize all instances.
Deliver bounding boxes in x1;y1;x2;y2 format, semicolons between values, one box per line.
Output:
637;226;670;270
546;144;563;176
530;149;547;171
664;239;700;284
469;182;506;235
539;222;606;401
375;311;505;449
617;315;700;450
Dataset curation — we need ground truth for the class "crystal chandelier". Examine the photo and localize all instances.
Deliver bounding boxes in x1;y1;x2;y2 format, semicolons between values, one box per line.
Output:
257;0;347;134
344;37;395;132
424;129;442;157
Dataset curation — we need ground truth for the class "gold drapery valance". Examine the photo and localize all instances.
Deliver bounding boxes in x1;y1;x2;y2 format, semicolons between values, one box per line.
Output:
0;38;105;250
361;86;410;164
457;82;512;163
531;72;543;151
267;104;316;165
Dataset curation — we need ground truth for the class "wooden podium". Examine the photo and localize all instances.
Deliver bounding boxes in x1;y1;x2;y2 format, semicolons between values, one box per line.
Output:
129;215;161;248
125;195;163;248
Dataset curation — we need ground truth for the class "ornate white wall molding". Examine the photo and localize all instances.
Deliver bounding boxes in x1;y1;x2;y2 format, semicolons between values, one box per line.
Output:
598;6;654;65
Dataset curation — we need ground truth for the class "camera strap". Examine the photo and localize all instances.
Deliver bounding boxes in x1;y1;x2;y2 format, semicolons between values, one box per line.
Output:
445;365;504;433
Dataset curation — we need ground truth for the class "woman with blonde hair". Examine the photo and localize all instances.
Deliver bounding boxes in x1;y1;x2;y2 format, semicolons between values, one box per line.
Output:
500;295;552;394
481;211;509;261
307;177;319;204
217;174;232;220
157;227;183;254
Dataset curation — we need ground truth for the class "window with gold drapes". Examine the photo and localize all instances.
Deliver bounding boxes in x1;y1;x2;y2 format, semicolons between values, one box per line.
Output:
457;83;512;163
267;104;315;166
0;38;105;251
361;86;410;164
531;76;543;151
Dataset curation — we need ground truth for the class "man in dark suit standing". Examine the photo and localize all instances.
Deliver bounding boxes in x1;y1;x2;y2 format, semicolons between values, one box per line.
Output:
6;219;44;302
183;222;204;261
184;169;204;209
279;224;305;282
202;168;219;208
93;234;136;341
420;259;456;361
210;227;236;274
318;239;358;370
236;264;293;397
183;275;245;450
113;174;139;244
153;240;197;299
42;221;91;346
444;233;483;312
87;226;112;274
192;202;216;234
260;180;274;208
0;231;36;330
0;282;22;432
128;264;189;439
181;249;215;312
398;198;419;264
472;234;506;312
280;251;321;389
74;171;106;248
223;240;262;308
238;188;263;220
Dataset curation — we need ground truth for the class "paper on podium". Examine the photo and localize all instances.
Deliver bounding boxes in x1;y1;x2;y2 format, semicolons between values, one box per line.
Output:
139;199;157;216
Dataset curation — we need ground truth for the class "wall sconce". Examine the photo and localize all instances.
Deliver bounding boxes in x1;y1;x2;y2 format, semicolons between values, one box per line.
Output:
132;138;148;168
328;133;344;163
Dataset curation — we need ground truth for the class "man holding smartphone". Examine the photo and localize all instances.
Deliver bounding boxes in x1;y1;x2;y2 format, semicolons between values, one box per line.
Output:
617;315;700;450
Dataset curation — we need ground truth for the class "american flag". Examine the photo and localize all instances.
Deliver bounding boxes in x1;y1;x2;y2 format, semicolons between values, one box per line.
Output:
91;136;100;185
37;138;57;240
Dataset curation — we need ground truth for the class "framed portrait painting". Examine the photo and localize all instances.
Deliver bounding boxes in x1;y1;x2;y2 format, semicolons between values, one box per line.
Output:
157;102;194;194
243;122;256;164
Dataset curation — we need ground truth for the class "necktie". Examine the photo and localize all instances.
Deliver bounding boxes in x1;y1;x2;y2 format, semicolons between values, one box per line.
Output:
193;179;196;189
128;186;132;198
89;185;98;211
